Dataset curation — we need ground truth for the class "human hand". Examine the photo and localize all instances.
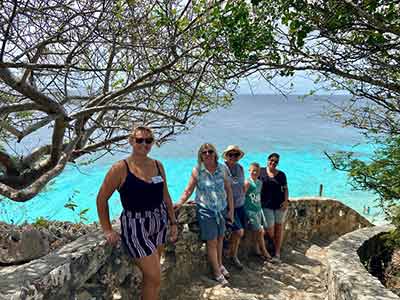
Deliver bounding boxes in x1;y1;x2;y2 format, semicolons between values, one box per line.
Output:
169;224;178;243
104;229;120;246
174;202;183;211
227;210;234;225
280;200;289;210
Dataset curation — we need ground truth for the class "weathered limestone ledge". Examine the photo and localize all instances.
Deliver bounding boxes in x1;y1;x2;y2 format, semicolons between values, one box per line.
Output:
0;230;113;300
327;225;399;300
0;197;373;300
280;197;372;246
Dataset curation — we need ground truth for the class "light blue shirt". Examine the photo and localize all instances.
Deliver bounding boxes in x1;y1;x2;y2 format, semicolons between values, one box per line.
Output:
194;163;228;213
225;162;245;208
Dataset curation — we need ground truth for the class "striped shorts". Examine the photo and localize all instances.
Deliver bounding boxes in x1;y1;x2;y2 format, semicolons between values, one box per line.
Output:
120;202;168;259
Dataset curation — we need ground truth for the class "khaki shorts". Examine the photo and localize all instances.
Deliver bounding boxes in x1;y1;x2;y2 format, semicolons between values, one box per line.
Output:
262;208;287;228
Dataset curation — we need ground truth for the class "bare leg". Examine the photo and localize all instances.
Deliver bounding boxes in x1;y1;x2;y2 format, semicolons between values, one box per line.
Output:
217;235;224;267
266;225;274;241
253;231;261;255
135;251;161;300
266;225;275;255
207;239;222;277
228;229;244;258
274;224;284;257
157;245;164;261
257;228;271;258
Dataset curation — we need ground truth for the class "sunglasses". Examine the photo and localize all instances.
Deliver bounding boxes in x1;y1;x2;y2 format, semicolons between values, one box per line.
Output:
134;137;154;144
201;150;214;155
228;152;241;158
269;159;279;164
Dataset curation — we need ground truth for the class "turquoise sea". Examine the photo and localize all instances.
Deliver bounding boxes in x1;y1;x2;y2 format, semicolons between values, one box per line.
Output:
0;95;382;224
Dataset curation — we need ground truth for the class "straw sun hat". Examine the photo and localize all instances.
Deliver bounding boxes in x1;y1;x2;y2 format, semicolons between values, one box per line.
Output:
222;145;245;160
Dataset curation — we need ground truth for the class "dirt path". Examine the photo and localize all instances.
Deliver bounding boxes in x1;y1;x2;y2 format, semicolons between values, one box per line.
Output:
171;241;329;300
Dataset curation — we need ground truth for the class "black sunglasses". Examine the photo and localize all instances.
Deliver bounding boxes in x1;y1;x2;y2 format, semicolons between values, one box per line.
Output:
269;159;279;164
228;152;241;158
202;149;214;155
135;137;154;144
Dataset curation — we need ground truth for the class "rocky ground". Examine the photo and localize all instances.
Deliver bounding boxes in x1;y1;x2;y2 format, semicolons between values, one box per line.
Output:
385;248;400;297
171;239;329;300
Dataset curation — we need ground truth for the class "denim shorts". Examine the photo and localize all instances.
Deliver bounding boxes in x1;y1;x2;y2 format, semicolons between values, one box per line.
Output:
246;210;265;231
196;207;226;241
263;208;287;228
231;205;246;231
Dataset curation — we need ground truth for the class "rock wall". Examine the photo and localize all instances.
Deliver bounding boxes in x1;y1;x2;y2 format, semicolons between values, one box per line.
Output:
283;197;371;244
0;197;372;300
0;221;98;265
240;197;372;256
327;225;399;300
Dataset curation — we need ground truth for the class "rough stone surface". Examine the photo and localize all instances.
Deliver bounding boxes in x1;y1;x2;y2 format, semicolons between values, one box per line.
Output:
0;229;112;300
171;239;330;300
0;225;49;264
327;225;399;300
240;197;372;257
0;198;375;299
0;221;98;265
385;249;400;297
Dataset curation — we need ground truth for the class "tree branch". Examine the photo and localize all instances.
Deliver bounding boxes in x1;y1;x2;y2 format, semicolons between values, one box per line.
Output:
0;68;66;115
22;145;52;167
0;150;19;176
0;102;43;115
49;117;67;164
343;0;400;36
0;62;123;72
0;0;18;61
71;134;129;159
69;105;186;124
0;153;70;202
0;119;22;137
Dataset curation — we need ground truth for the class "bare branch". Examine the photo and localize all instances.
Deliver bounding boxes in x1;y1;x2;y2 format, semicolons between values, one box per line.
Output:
0;119;21;137
0;68;66;115
0;0;18;61
0;0;237;200
70;105;186;124
0;150;19;176
22;145;52;167
0;153;70;202
71;134;129;159
0;103;43;115
342;0;400;36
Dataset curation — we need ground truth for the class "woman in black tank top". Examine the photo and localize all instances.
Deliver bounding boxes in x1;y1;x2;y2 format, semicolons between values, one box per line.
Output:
96;126;177;300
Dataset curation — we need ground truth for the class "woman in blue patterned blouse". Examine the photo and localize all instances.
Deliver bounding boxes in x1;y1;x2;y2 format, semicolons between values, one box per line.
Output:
175;143;234;285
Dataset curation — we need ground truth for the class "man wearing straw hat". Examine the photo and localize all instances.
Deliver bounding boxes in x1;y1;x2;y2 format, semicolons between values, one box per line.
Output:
223;145;246;270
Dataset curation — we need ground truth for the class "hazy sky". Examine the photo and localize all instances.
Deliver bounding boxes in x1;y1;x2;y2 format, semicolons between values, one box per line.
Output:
237;71;347;95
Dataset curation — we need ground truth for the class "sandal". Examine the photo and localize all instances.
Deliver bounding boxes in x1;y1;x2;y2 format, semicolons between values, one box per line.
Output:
231;256;244;270
255;252;272;261
220;265;230;278
214;274;229;286
271;254;281;264
260;254;272;262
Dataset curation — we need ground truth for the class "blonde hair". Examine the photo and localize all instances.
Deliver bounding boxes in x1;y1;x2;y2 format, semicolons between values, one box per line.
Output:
128;125;154;143
249;162;260;169
197;143;218;166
